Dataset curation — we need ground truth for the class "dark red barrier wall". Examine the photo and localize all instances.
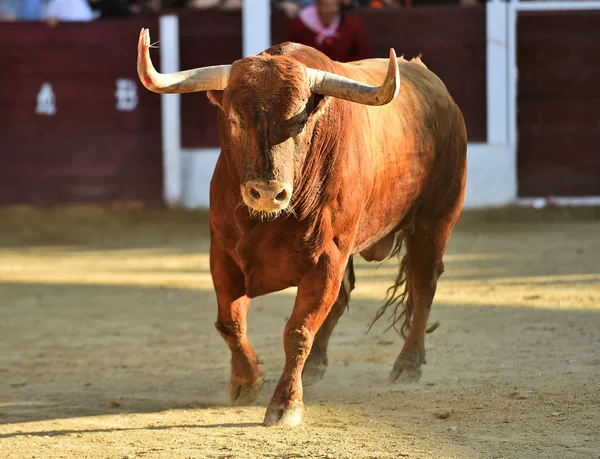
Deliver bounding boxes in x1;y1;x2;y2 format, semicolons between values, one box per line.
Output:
179;11;242;149
0;19;163;207
517;11;600;197
358;7;487;143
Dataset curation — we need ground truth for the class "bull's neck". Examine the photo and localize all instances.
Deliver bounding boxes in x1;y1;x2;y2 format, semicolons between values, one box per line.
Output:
292;103;344;220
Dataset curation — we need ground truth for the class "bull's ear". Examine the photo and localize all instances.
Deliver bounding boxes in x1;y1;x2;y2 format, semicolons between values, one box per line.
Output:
207;90;224;109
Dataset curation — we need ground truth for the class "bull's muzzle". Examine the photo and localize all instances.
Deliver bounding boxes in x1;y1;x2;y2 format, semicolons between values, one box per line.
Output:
242;180;292;214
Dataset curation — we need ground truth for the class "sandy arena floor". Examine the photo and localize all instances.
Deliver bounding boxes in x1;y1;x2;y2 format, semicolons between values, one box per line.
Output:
0;207;599;458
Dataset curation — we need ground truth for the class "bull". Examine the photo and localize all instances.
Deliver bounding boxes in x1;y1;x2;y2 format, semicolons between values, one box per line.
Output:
137;28;467;426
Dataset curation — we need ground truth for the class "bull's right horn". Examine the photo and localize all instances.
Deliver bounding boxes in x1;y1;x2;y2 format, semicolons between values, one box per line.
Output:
137;28;231;94
306;48;400;106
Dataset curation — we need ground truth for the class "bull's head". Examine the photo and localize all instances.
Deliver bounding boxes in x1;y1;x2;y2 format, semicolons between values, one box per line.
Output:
137;29;399;217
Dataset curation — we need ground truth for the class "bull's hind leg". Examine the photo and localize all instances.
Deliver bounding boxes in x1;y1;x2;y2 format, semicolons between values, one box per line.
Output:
211;244;264;405
388;114;467;383
303;257;355;386
389;219;453;383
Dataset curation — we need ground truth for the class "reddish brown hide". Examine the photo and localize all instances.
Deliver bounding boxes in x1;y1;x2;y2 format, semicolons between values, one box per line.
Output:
138;36;467;427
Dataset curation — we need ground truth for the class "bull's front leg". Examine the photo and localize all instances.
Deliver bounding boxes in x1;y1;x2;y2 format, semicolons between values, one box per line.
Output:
264;246;348;427
211;242;264;405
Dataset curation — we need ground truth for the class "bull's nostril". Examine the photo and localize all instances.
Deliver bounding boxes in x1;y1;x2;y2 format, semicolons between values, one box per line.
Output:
275;189;288;202
249;187;261;200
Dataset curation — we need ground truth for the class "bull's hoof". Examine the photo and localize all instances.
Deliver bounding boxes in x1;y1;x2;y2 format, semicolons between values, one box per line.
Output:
302;358;327;387
229;375;264;406
263;403;304;427
389;356;423;383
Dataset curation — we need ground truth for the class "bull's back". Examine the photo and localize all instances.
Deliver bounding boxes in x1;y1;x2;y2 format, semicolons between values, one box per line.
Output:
342;58;467;251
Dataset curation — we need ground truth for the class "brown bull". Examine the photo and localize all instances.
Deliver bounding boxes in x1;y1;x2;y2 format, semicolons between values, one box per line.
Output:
138;28;467;427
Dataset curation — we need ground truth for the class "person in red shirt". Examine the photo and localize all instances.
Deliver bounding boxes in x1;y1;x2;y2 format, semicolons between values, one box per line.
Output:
286;0;372;62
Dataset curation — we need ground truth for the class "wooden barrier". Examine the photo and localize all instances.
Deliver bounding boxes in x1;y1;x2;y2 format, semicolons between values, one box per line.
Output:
517;11;600;197
0;19;163;207
178;11;242;149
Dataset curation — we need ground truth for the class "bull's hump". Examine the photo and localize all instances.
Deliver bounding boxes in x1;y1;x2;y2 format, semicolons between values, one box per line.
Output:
346;56;426;71
345;58;389;69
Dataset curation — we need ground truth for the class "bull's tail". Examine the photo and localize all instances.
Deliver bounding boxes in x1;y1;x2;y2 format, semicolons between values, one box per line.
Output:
367;231;412;338
367;231;439;338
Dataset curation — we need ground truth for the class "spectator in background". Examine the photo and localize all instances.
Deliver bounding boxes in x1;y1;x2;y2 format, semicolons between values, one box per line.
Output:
2;0;96;21
363;0;480;5
185;0;219;8
186;0;240;10
44;0;96;20
219;0;241;10
355;0;481;5
409;0;481;4
18;0;43;19
359;0;400;6
276;0;363;19
18;0;97;21
287;0;371;62
0;0;19;20
274;0;313;19
13;0;171;21
89;0;133;18
89;0;164;18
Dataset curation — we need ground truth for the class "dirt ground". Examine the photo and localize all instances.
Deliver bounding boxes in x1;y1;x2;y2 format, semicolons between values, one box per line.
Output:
1;207;599;459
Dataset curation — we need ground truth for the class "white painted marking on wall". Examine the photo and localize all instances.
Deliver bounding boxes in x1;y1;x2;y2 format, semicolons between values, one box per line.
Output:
115;79;138;111
36;83;56;116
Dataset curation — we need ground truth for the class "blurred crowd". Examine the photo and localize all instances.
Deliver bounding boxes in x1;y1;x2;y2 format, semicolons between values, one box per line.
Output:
277;0;481;19
0;0;482;22
0;0;484;63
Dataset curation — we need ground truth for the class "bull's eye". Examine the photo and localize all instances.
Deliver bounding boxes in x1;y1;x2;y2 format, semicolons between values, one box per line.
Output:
288;108;308;132
229;118;240;136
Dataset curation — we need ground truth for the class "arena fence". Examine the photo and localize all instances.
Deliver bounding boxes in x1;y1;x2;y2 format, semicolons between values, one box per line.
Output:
507;0;600;207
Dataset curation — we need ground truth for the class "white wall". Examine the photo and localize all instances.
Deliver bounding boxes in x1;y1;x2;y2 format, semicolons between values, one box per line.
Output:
463;144;515;209
181;148;220;209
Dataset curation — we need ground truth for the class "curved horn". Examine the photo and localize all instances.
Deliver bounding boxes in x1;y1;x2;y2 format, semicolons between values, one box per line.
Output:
306;49;400;106
137;28;231;94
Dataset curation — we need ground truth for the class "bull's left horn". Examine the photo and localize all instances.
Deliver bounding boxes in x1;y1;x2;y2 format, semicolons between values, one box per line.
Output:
306;48;400;106
137;28;231;94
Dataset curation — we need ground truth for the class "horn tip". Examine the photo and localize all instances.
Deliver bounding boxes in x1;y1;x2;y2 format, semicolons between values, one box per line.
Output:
138;28;151;50
388;48;400;103
388;48;399;78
